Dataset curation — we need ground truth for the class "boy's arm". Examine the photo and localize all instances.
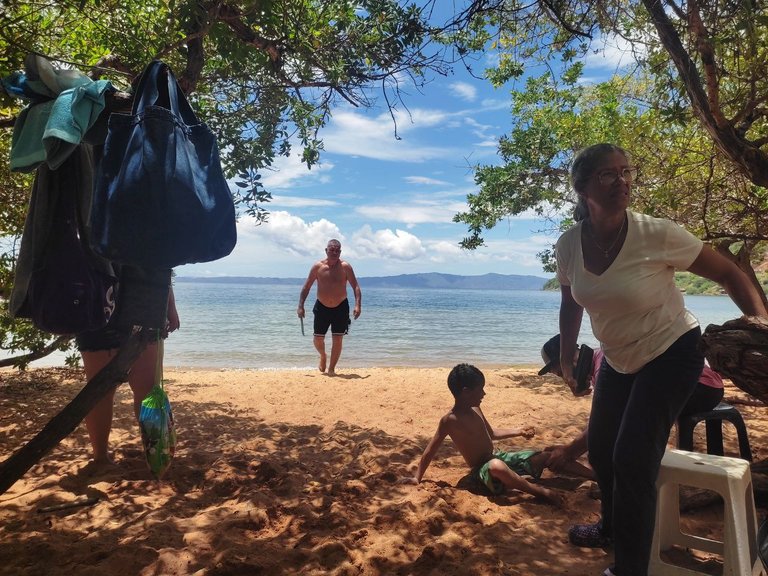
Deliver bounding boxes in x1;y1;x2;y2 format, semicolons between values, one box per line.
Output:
409;418;448;483
490;426;536;441
478;408;535;441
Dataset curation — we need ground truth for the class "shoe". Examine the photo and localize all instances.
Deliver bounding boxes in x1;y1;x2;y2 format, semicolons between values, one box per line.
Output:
568;522;612;548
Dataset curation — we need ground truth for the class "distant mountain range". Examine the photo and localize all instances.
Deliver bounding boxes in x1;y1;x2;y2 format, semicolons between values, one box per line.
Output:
176;272;550;291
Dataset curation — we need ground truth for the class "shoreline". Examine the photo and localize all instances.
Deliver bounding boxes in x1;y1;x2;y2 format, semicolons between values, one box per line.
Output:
8;357;544;373
161;361;542;372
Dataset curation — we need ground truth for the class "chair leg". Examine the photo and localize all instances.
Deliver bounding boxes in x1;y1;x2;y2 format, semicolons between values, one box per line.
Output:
727;416;753;462
705;419;725;456
678;419;695;452
677;407;753;462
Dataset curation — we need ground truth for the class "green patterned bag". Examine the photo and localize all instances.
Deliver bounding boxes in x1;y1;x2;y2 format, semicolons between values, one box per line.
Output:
138;339;176;479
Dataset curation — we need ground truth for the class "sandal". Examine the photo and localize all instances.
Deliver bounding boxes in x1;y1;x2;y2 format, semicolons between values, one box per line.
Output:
568;522;612;548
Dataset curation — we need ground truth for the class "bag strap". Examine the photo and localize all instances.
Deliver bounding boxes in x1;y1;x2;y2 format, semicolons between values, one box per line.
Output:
132;60;165;115
133;60;200;127
154;331;165;391
164;69;200;126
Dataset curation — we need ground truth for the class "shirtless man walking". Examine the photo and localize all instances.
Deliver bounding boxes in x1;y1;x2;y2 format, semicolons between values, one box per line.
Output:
298;239;362;375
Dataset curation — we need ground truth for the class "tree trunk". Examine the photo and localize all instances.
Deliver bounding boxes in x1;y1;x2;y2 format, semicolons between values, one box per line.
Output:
643;0;768;187
700;316;768;404
0;329;150;495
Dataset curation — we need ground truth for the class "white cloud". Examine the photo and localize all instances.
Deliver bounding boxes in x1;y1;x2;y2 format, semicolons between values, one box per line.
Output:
478;97;511;112
449;81;478;101
260;154;334;190
350;226;426;260
355;199;467;227
404;176;452;186
425;239;464;259
252;211;342;257
270;195;338;208
319;100;512;165
584;34;646;72
179;208;555;279
321;110;453;162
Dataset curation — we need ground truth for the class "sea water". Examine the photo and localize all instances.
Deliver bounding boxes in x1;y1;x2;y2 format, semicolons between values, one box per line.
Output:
160;282;741;370
12;281;742;370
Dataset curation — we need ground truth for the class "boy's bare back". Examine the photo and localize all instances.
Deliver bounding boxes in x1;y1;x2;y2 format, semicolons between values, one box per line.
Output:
440;406;499;468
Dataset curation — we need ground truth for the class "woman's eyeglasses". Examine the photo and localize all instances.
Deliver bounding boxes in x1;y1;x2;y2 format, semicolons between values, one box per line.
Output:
597;167;638;186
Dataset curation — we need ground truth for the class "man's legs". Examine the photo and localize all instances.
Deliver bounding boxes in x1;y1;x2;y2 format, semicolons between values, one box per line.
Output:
328;334;344;375
313;335;327;372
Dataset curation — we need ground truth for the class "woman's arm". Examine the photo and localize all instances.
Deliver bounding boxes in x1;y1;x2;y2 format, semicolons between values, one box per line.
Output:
687;246;768;318
559;285;587;395
166;286;180;333
545;427;589;471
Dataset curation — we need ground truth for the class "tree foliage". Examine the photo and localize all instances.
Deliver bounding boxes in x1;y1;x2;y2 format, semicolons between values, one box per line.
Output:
455;0;768;299
0;0;471;366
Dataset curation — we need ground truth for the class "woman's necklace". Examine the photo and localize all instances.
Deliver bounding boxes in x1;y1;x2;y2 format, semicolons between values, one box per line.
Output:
588;216;626;259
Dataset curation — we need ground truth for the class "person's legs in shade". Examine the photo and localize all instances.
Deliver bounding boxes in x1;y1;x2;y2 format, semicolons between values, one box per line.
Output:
82;349;119;464
677;383;724;418
82;336;162;464
571;359;633;547
610;328;703;576
127;339;161;416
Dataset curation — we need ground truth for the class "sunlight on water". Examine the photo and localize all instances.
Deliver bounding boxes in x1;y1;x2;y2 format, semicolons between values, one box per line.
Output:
14;282;742;370
161;283;741;370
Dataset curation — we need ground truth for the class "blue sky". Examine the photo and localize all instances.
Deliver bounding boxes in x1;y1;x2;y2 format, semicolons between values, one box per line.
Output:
180;40;632;280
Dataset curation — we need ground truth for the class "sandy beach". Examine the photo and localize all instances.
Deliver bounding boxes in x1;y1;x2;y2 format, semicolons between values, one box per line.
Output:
1;365;766;575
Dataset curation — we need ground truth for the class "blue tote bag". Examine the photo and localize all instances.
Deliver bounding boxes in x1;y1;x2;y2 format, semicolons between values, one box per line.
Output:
91;60;236;268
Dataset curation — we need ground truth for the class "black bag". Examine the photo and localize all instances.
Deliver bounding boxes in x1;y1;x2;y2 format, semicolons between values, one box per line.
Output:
90;60;237;268
23;183;117;335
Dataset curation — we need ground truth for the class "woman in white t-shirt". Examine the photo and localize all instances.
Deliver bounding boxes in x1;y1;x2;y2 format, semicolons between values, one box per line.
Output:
555;143;767;576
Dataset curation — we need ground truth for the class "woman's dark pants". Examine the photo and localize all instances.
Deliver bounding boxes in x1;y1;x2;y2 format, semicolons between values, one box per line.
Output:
587;328;704;576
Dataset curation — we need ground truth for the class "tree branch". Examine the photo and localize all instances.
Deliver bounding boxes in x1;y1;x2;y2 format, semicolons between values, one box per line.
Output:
0;335;71;369
642;0;768;187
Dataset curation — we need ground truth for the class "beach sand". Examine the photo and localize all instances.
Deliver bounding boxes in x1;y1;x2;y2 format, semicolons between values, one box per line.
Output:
1;365;767;575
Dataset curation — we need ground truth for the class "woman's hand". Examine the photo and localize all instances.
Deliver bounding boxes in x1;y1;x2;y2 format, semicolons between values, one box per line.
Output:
165;287;181;334
562;370;591;397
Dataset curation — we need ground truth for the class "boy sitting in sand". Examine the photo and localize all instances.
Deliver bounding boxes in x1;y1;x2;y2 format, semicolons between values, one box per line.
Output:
404;363;592;505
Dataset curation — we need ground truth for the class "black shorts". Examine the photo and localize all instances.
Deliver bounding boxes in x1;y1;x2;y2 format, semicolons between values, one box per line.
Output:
75;282;163;351
75;280;125;352
75;322;163;352
75;324;130;352
313;299;350;336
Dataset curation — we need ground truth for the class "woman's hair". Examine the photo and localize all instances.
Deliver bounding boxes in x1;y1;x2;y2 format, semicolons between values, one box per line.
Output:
570;143;628;221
